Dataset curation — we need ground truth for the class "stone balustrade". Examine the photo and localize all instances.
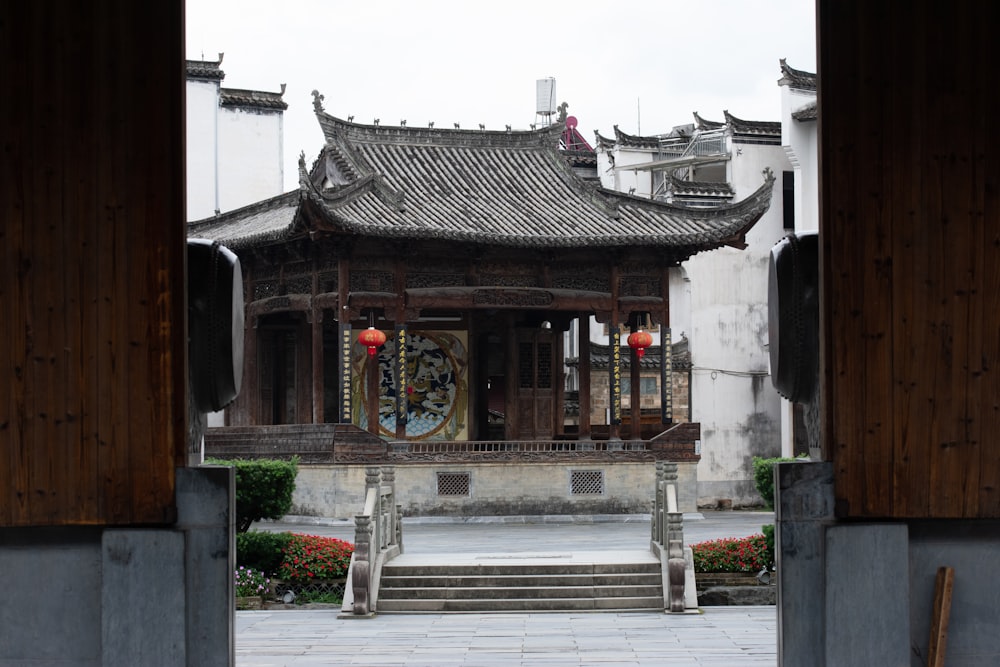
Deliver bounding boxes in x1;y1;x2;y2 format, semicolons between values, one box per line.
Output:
651;461;690;612
343;466;403;616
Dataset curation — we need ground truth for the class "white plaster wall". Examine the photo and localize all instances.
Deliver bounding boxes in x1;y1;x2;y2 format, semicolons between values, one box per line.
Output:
217;107;284;214
598;146;654;196
289;461;699;519
781;85;819;234
686;142;791;506
186;79;219;221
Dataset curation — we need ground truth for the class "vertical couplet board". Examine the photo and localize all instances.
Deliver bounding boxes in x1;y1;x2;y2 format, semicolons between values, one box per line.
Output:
820;0;1000;518
394;326;408;426
661;327;673;424
339;323;353;423
609;326;622;425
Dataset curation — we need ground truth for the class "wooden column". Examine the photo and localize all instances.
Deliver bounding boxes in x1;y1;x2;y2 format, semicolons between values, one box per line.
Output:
296;317;311;424
554;323;565;437
504;313;518;441
311;270;324;424
244;315;259;426
577;316;592;440
366;347;380;437
628;314;642;440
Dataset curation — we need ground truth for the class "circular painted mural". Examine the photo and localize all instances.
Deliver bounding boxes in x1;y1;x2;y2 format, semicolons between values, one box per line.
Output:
358;332;466;440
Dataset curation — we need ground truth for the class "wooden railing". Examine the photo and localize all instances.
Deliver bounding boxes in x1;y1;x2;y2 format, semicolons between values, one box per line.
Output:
343;466;403;616
651;461;688;612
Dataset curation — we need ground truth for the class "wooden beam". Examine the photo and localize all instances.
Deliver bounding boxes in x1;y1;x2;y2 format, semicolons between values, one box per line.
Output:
927;566;955;667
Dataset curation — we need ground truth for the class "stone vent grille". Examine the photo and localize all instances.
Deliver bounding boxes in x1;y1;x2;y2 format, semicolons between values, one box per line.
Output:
570;470;605;495
437;472;471;496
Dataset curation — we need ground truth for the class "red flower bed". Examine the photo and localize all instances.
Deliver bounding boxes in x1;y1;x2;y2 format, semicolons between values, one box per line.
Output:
277;534;354;582
691;534;770;573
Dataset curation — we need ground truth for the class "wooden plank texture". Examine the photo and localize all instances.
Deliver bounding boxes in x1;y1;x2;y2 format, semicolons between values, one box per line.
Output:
822;1;1000;518
0;2;185;526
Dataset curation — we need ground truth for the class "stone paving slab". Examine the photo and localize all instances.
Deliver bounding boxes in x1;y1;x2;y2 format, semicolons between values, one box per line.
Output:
236;607;777;666
238;512;776;664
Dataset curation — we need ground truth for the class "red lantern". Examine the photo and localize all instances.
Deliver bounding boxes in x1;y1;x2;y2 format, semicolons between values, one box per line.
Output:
627;329;653;360
358;326;387;357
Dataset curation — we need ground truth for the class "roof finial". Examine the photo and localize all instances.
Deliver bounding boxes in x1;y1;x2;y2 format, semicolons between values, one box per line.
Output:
311;90;325;113
557;101;569;124
298;151;309;189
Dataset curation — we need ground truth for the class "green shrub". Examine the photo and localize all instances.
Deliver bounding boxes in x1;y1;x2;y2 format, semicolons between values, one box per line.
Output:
691;534;770;573
278;534;354;582
762;523;775;566
237;530;293;575
752;456;798;509
207;457;299;532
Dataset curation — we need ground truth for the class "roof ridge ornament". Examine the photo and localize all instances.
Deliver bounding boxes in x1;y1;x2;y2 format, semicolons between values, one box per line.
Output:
311;89;325;114
298;151;309;190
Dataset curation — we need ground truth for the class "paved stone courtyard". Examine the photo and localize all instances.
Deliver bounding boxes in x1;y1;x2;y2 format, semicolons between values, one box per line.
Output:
236;607;777;666
237;511;777;665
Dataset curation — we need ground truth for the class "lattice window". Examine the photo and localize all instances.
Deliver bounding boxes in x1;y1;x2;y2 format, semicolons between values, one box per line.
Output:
437;472;470;496
519;343;534;388
537;342;552;389
570;470;605;495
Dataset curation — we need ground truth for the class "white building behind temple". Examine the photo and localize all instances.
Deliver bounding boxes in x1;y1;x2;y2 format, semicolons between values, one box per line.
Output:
591;60;818;505
186;54;286;221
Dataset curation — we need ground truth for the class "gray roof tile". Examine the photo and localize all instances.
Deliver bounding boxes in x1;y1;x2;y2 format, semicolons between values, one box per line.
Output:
189;109;775;255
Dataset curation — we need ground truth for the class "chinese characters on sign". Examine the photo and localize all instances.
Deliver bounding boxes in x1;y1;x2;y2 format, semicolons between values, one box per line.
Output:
660;327;673;424
609;325;622;425
395;325;408;425
339;323;353;422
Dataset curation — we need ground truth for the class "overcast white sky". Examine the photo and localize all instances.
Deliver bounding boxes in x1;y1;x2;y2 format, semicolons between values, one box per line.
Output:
186;0;816;192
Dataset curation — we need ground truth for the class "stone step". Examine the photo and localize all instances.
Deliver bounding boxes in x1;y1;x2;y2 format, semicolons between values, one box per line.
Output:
376;559;664;613
379;584;664;600
382;561;658;577
380;573;661;588
377;596;664;613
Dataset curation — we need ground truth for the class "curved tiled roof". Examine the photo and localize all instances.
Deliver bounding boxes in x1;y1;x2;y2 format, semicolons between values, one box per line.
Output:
792;101;818;122
779;58;817;91
594;130;616;149
612;125;661;149
311;112;773;249
190;108;775;254
693;112;725;131
668;174;735;198
693;111;780;137
186;55;225;81
723;111;781;137
187;190;301;248
220;87;288;111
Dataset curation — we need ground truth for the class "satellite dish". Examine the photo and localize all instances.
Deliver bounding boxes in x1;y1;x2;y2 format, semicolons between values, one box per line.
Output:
566;115;578;130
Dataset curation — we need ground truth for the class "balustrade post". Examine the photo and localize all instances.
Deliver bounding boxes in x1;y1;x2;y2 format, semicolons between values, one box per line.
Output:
382;466;396;548
366;467;382;551
667;510;686;612
664;462;685;612
654;461;665;545
395;503;404;553
352;514;371;615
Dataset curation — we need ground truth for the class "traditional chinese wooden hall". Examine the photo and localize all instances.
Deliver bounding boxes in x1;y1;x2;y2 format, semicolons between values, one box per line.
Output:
194;92;774;515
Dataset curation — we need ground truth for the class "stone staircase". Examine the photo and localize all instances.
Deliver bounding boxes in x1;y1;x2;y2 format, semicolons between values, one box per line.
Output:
376;553;664;613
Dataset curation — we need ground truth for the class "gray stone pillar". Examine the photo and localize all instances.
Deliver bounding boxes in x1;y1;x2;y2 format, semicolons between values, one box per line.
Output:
775;460;834;667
